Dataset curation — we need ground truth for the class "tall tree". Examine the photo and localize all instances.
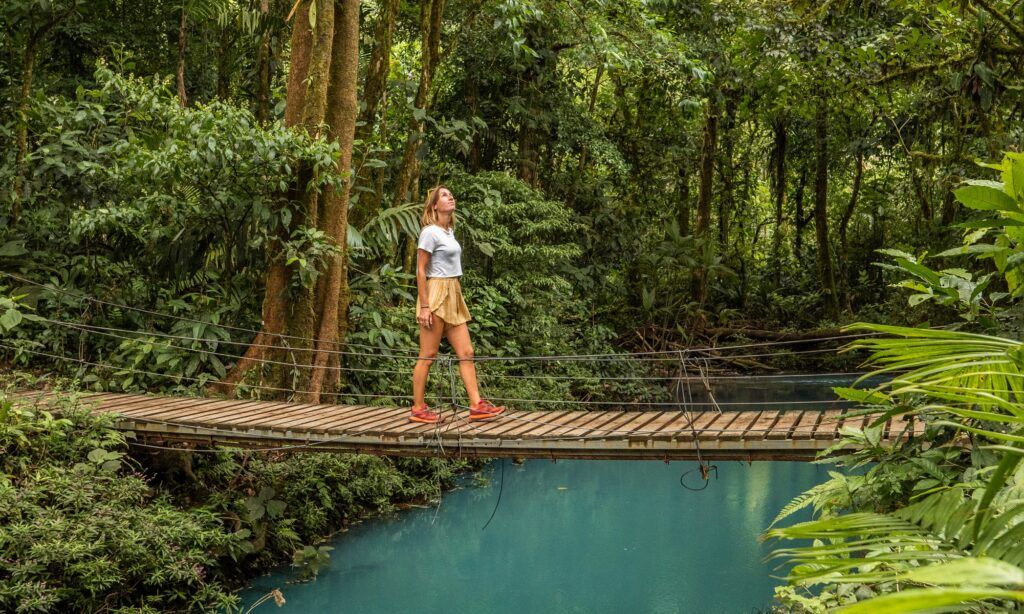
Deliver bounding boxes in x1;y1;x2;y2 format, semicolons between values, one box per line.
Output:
10;0;78;225
391;0;445;209
692;89;718;308
309;0;360;398
813;98;839;316
220;0;336;395
348;0;400;229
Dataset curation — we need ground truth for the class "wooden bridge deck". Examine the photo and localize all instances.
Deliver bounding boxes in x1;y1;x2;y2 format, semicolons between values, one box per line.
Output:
16;391;923;461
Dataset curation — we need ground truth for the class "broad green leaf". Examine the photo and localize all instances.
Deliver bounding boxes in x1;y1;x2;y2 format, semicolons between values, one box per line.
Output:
0;309;23;331
836;587;1024;613
0;241;28;257
902;558;1024;586
955;184;1018;212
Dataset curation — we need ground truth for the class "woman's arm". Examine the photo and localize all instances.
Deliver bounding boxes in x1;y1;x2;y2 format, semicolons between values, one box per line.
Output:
416;248;433;328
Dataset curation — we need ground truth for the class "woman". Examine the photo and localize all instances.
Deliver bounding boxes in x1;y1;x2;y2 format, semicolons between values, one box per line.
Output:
409;185;506;424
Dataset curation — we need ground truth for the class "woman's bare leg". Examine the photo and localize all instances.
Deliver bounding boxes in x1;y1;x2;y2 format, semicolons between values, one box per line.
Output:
445;323;481;407
412;314;446;406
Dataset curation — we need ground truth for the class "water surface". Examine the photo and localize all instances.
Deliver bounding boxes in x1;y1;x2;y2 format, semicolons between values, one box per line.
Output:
242;376;853;613
242;460;828;613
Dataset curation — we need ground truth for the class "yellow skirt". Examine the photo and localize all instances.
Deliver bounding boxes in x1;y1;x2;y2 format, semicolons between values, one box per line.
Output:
416;277;472;327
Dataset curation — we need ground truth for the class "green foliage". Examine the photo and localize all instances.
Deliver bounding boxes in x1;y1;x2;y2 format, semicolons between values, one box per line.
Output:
0;387;470;611
767;156;1024;612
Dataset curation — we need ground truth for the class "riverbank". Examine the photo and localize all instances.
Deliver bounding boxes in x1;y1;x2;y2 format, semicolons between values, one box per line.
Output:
0;380;473;612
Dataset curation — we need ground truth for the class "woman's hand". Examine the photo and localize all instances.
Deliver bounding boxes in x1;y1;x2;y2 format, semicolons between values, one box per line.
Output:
418;306;433;328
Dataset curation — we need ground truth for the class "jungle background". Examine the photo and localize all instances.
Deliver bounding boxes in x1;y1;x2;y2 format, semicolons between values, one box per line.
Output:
4;0;1024;612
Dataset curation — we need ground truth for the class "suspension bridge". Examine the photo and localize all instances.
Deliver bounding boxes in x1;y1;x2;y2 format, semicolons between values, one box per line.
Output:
14;390;920;461
3;272;923;462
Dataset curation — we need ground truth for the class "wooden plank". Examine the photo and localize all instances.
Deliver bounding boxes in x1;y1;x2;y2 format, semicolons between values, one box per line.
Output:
288;405;386;432
881;414;897;440
698;411;742;440
602;411;667;440
187;403;325;431
358;410;433;436
196;400;316;425
744;410;781;440
100;395;215;418
48;391;121;406
719;411;762;441
134;397;249;420
36;391;126;412
559;411;619;438
221;403;366;434
559;411;638;439
526;410;607;439
149;399;270;424
172;400;277;425
382;408;467;437
627;411;688;441
220;402;349;430
105;393;193;413
182;401;332;432
577;411;650;438
468;411;560;438
884;413;911;442
89;393;169;412
112;396;222;419
313;406;405;433
463;409;545;436
813;410;846;440
10;390;56;402
495;411;576;439
659;411;721;441
842;412;870;432
342;407;420;434
766;411;802;440
267;404;366;431
790;411;820;440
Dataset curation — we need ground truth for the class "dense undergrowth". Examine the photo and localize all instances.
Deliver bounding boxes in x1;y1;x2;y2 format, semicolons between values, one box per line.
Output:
764;154;1024;612
0;378;469;613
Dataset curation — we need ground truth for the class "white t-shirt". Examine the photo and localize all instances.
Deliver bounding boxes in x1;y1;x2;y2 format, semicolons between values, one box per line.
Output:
417;224;463;278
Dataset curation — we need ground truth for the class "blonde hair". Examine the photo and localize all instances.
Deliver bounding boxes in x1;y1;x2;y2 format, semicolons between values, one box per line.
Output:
420;185;456;230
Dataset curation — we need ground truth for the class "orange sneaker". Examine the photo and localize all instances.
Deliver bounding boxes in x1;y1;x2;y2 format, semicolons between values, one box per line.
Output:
410;404;442;424
469;399;505;421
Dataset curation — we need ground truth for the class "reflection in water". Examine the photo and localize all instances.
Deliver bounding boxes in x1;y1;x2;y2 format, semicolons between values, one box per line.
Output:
241;460;828;613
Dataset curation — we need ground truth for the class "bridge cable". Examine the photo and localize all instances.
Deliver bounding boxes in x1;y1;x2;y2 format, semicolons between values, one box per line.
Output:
21;314;893;382
677;353;716;491
4;271;903;360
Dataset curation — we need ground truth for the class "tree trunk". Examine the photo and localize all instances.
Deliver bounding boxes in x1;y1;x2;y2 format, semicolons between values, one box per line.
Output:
718;91;736;248
793;167;808;261
677;163;690;236
814;101;839;317
255;0;272;124
839;149;864;312
692;91;718;308
308;0;360;400
177;7;188;107
219;0;336;396
216;26;233;99
13;41;38;225
770;118;787;288
392;0;444;208
348;0;400;228
13;1;78;224
358;0;399;140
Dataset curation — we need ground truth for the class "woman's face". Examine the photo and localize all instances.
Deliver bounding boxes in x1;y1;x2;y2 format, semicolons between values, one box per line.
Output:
434;188;456;213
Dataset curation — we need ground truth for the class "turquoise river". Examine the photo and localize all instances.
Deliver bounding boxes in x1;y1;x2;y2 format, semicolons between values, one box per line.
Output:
240;377;850;613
